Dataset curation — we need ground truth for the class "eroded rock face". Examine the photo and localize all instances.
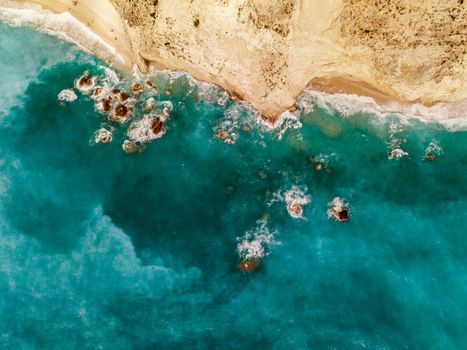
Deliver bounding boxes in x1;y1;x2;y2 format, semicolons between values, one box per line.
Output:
110;0;302;118
337;0;467;98
242;0;296;38
108;0;467;118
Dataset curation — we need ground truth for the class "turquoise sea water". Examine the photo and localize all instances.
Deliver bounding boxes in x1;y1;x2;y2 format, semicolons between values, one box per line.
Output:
1;23;467;349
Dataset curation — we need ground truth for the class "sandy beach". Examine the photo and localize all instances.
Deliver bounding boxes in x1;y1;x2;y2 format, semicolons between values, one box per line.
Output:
2;0;467;121
0;0;135;71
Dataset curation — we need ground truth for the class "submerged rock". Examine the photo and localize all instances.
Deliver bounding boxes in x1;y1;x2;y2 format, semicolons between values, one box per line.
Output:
132;83;143;95
97;98;112;114
113;104;131;122
388;148;408;160
127;113;167;143
308;154;334;173
328;197;350;222
92;86;104;100
122;139;137;153
239;259;259;272
284;187;311;219
95;128;112;144
75;72;97;93
214;129;228;140
424;140;443;161
144;97;155;110
287;201;303;219
146;80;158;93
150;117;164;135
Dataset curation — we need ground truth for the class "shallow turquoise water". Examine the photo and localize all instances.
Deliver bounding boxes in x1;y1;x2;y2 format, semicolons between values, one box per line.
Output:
1;23;467;349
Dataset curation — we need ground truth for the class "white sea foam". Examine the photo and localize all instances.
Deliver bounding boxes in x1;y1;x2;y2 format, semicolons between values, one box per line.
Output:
327;197;349;220
424;139;443;158
158;100;174;115
296;92;315;115
104;65;467;132
0;1;125;65
141;68;467;132
94;128;112;144
387;148;408;160
149;69;231;108
387;137;408;160
310;153;339;168
121;139;144;154
142;70;467;133
274;111;302;140
102;66;120;86
236;218;278;260
66;67;176;146
189;78;230;106
268;186;311;219
284;187;311;219
297;89;467;131
135;69;295;144
93;66;121;99
213;103;248;144
144;97;155;111
126;112;168;143
57;89;77;102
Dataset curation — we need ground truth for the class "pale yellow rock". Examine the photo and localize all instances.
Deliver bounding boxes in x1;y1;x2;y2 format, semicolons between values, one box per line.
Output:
6;0;467;119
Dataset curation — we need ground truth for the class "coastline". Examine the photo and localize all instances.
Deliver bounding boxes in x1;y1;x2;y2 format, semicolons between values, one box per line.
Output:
2;0;467;123
0;0;134;71
307;77;467;123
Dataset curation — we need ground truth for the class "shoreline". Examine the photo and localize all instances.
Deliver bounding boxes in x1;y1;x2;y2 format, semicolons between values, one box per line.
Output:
1;0;467;123
0;0;135;71
306;77;467;123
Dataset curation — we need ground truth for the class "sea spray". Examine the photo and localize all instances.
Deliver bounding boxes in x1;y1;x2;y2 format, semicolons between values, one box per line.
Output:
236;217;279;261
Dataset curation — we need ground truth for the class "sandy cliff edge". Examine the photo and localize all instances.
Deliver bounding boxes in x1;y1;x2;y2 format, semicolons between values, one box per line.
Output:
2;0;467;121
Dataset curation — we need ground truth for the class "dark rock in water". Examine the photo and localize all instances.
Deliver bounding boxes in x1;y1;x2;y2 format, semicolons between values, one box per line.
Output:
239;259;259;272
92;87;103;97
215;129;228;140
337;209;349;221
78;75;91;87
122;140;142;154
95;128;112;144
287;201;303;218
146;80;158;92
331;207;349;222
132;83;143;95
120;92;130;102
150;117;164;135
102;98;112;113
308;156;324;171
77;73;95;89
115;104;130;120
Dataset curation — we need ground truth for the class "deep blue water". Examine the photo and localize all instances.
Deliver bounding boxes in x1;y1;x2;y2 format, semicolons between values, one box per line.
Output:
1;23;467;349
